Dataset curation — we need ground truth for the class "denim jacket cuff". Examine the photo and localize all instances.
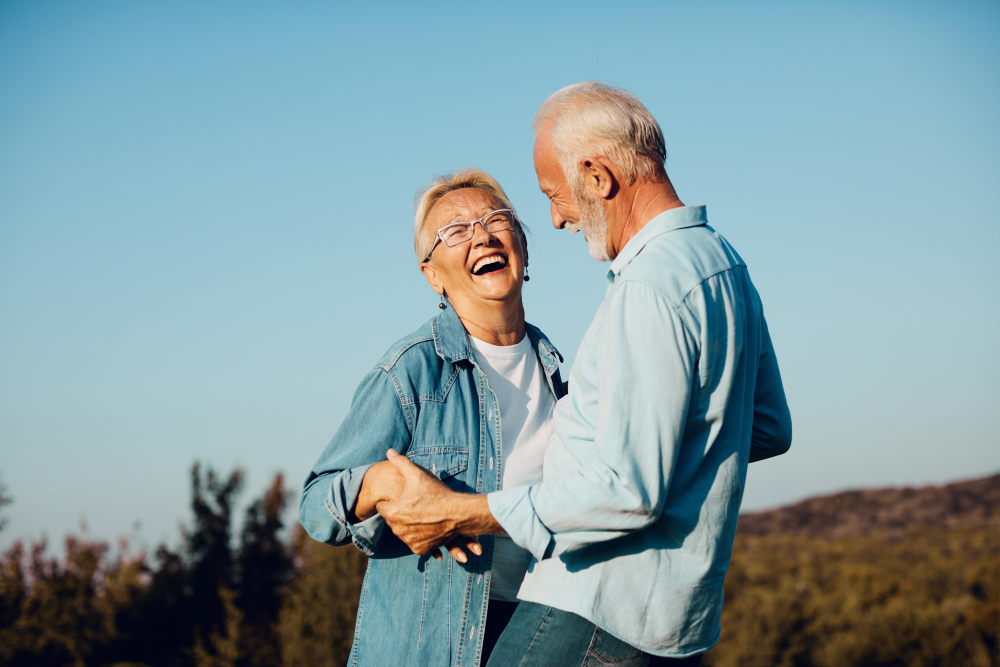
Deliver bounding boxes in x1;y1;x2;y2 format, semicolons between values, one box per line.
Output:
326;463;384;556
487;486;554;561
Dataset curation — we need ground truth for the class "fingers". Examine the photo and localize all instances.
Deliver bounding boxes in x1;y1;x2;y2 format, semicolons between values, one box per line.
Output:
443;536;483;563
445;540;468;563
385;449;424;478
462;536;483;557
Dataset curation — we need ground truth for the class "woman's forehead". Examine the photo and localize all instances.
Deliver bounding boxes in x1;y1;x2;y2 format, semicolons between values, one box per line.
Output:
430;188;504;225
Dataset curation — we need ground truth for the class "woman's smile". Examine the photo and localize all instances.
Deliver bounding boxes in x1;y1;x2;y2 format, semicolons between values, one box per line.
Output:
471;252;508;276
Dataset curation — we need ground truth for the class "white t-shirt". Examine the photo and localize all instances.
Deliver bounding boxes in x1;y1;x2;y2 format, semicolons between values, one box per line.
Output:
470;334;556;601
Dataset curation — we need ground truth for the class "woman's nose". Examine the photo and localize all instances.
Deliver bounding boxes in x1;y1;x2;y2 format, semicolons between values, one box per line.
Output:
471;221;496;247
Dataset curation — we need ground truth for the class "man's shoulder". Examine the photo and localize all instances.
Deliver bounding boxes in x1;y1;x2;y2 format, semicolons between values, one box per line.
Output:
619;225;746;305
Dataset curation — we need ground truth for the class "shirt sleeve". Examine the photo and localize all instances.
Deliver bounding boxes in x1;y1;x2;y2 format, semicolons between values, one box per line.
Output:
299;367;411;556
489;281;697;560
748;314;793;462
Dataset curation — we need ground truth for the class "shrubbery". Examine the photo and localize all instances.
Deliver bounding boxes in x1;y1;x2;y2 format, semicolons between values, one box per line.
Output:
0;469;996;667
704;528;999;667
0;465;366;667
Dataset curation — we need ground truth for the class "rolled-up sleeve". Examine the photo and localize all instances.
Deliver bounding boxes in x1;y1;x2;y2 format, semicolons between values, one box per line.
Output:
490;281;697;559
299;368;411;556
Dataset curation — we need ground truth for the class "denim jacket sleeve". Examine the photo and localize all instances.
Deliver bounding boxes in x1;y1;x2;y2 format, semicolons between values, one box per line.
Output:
299;367;411;556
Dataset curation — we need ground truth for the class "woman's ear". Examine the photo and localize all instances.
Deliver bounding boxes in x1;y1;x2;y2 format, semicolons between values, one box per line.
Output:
519;230;529;267
420;262;444;295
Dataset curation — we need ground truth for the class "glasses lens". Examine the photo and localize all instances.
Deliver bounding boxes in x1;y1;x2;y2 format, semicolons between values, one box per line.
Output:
483;211;514;232
440;222;474;247
438;211;514;248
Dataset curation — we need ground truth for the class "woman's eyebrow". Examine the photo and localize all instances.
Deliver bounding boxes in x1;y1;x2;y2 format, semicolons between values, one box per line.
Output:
445;209;498;224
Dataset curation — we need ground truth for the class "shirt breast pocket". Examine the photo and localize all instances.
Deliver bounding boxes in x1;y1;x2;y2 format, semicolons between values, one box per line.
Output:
406;449;469;489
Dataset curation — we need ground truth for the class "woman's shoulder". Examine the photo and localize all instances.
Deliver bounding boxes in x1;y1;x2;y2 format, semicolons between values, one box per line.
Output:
525;321;564;365
373;315;442;373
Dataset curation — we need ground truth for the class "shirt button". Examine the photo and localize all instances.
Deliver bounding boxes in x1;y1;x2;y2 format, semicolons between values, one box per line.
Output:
489;457;494;470
470;626;476;638
488;409;492;421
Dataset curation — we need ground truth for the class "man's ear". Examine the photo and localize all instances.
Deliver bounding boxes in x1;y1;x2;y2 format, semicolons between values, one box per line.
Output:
580;157;617;200
420;263;444;295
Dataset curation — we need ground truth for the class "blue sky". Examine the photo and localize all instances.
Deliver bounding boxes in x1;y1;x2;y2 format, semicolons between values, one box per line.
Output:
1;0;998;552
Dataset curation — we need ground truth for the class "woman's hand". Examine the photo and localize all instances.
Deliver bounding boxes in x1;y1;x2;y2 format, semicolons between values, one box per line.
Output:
354;460;406;522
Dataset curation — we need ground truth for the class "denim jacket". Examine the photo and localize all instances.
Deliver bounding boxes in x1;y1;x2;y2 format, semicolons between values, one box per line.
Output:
300;305;566;667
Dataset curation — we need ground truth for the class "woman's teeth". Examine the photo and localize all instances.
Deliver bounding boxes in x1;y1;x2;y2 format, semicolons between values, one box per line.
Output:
472;256;506;274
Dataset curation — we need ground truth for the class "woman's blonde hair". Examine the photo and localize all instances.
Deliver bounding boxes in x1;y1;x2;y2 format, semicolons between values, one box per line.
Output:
413;168;527;262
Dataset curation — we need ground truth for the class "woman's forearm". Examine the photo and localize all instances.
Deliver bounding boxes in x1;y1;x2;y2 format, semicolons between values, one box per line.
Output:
354;460;406;521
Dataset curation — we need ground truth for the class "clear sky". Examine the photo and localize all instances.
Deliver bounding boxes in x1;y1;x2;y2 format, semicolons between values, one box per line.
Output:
1;0;998;553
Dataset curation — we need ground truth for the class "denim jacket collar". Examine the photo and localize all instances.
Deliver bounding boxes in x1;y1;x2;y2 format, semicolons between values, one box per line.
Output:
431;304;563;376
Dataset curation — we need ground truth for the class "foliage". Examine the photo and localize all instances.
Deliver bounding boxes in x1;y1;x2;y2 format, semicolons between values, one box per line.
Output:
276;527;368;667
0;468;995;667
0;475;12;532
0;464;365;667
703;528;999;667
0;535;146;666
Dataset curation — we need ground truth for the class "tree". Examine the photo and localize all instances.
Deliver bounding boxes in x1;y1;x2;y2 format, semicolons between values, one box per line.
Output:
277;528;368;667
0;473;13;532
235;473;293;667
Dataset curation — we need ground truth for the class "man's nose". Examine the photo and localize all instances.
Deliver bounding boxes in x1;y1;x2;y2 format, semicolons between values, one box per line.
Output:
551;200;567;229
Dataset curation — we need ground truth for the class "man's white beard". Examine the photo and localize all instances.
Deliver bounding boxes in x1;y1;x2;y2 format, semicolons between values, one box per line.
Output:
569;186;612;262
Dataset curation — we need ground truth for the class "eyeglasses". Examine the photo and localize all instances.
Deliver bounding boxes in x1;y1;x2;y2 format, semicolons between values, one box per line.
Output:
424;209;516;262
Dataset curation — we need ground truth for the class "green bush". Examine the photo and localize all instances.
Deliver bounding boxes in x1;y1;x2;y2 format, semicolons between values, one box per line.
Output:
1;466;995;667
704;528;999;667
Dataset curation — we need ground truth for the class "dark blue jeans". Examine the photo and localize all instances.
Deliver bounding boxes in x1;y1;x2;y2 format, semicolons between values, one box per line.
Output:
485;602;704;667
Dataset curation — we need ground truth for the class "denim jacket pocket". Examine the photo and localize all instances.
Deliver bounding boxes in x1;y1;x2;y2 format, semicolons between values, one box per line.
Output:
406;449;469;481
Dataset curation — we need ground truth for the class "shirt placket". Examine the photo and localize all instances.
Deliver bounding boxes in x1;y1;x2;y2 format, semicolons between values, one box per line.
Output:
456;361;501;667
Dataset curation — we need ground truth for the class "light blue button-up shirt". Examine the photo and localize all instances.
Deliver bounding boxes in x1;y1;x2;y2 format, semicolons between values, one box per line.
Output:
487;205;792;658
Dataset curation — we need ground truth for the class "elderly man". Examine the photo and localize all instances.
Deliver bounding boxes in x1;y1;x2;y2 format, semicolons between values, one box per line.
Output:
380;82;792;666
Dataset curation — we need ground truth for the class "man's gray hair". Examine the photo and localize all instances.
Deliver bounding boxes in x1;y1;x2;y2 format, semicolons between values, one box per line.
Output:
533;81;667;186
413;168;526;263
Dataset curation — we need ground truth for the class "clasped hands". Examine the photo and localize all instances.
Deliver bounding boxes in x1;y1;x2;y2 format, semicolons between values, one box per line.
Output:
357;449;485;563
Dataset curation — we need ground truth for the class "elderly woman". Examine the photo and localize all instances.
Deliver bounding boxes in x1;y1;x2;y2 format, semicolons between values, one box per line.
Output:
299;169;566;667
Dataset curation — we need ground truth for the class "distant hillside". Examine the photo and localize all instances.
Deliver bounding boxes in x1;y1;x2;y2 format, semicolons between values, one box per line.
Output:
738;473;1000;540
707;475;1000;667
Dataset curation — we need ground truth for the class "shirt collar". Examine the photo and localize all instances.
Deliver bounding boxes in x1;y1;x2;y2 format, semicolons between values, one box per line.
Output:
606;205;708;282
430;302;564;374
431;303;473;364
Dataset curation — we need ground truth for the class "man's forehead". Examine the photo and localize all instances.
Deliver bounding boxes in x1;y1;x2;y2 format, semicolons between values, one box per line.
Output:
533;132;563;194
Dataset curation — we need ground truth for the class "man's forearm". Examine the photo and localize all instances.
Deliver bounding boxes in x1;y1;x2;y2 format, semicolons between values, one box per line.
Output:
452;492;505;536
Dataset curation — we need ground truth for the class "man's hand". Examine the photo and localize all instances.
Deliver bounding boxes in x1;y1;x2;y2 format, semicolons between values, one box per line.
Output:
378;449;501;563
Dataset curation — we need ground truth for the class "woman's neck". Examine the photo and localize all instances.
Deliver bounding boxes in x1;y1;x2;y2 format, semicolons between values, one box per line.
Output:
452;297;525;346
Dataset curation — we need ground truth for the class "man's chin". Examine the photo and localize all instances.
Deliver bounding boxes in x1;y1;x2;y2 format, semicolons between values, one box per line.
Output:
587;237;612;262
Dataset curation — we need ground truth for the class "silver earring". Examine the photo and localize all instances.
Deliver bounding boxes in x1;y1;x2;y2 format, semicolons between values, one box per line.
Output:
439;293;447;309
